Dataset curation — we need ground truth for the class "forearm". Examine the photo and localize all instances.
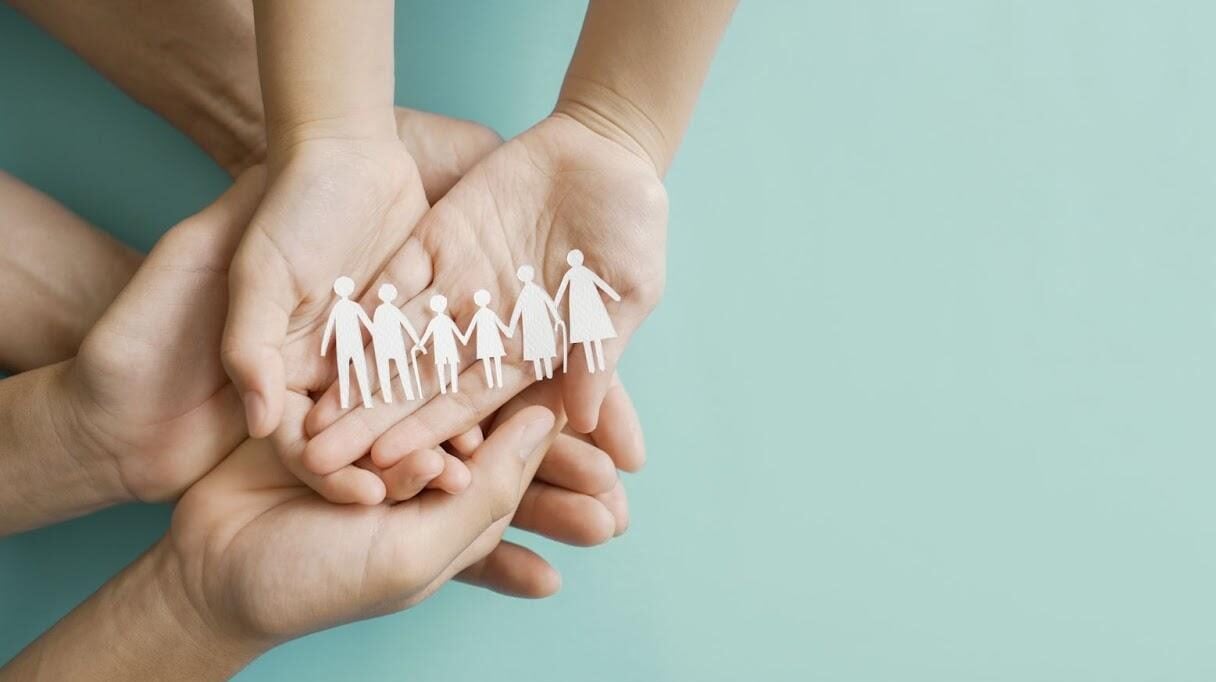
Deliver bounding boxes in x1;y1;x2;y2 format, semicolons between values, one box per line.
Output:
556;0;737;175
0;540;263;681
0;362;128;536
0;173;140;372
252;0;398;161
8;0;265;177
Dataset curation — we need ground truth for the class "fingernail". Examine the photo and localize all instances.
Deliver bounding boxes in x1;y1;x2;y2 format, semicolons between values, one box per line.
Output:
519;412;555;459
244;391;266;436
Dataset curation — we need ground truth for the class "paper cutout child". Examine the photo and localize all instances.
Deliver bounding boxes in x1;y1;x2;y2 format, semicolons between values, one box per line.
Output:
415;294;468;394
508;265;565;381
321;276;374;410
371;283;424;403
554;249;621;374
462;289;514;389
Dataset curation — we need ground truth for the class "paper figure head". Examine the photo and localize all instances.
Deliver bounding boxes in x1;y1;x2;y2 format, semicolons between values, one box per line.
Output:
429;294;448;313
567;249;584;266
473;289;491;306
333;276;355;297
377;283;398;303
517;265;535;282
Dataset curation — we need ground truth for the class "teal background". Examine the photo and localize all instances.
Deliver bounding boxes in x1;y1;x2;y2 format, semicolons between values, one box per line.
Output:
3;1;1216;680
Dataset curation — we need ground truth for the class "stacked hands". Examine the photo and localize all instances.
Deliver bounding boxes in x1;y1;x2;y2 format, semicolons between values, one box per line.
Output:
224;114;665;509
77;111;650;626
1;0;735;677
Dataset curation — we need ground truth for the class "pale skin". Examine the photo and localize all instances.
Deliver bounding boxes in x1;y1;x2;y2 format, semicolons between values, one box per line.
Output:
9;0;666;501
3;0;644;512
2;405;562;681
0;173;632;677
302;0;736;480
0;166;631;546
0;172;140;372
219;0;428;455
0;0;719;666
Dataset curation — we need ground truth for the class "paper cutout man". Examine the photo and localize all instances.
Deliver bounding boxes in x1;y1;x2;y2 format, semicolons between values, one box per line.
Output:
554;249;621;374
321;276;374;410
508;265;565;381
371;283;424;403
415;294;468;394
463;289;514;389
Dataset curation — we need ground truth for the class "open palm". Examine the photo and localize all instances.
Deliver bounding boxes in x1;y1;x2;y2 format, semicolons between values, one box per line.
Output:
303;114;667;474
169;406;556;642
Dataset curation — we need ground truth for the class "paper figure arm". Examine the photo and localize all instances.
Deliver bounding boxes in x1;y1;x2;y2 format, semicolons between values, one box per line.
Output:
592;271;621;302
461;316;478;346
543;290;563;325
320;306;338;356
507;296;523;336
395;308;422;347
457;318;474;345
415;319;434;352
357;307;375;334
554;271;571;305
495;311;514;339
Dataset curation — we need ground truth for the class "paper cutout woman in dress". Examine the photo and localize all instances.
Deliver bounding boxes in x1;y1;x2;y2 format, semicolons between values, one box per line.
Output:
508;265;565;381
415;294;468;394
321;276;375;409
463;289;513;389
371;283;424;403
554;249;620;373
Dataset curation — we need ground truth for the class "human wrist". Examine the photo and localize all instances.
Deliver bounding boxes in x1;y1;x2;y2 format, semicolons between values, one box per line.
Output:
0;540;267;680
265;108;400;170
0;363;130;536
47;361;135;505
554;76;670;176
264;131;421;209
144;539;274;675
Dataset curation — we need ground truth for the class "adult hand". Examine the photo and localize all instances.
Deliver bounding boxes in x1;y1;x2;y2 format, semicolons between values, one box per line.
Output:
1;407;560;680
64;171;264;501
172;406;557;645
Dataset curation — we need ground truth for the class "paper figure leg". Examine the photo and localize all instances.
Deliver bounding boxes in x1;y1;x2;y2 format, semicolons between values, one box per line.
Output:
394;358;416;400
377;355;394;404
582;341;596;374
352;355;373;408
410;347;424;401
543;357;554;379
482;358;494;388
493;357;503;388
449;362;460;393
438;365;448;394
338;357;351;409
533;359;543;381
593;340;607;372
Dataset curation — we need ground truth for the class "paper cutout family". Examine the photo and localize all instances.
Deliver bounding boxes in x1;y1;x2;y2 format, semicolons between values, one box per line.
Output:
321;249;621;409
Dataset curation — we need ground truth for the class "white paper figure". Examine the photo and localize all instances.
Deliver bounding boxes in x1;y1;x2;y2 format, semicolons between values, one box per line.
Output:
321;276;374;410
554;249;621;374
463;289;514;389
371;283;424;403
508;265;565;381
415;294;468;394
